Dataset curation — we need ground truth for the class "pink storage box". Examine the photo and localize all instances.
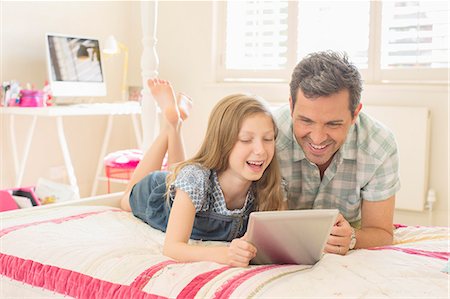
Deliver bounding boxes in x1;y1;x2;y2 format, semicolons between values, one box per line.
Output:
0;191;19;212
8;90;45;107
103;149;143;193
104;149;143;169
0;186;40;212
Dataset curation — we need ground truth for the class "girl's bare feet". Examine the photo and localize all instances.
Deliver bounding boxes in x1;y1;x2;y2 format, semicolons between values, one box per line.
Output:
148;78;193;123
148;78;180;125
177;93;193;120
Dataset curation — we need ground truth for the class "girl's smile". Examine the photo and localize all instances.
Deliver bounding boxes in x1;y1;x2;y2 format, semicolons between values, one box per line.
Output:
225;112;275;183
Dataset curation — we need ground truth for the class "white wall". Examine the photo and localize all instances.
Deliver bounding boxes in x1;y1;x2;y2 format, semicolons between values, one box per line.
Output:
1;1;448;227
155;1;449;227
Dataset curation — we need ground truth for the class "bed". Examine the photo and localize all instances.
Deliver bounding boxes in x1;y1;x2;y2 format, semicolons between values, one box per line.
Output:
2;3;449;298
1;197;449;299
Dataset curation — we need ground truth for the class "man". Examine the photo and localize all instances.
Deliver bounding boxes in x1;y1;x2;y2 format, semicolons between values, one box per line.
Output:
274;51;400;255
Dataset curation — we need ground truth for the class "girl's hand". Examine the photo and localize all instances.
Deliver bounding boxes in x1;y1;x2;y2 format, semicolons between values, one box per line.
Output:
226;235;257;267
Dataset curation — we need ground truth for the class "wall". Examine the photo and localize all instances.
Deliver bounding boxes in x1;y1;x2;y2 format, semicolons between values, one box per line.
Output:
0;1;143;196
155;1;449;226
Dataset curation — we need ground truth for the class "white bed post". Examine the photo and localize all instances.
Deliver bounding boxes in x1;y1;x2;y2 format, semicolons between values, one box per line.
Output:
140;0;159;151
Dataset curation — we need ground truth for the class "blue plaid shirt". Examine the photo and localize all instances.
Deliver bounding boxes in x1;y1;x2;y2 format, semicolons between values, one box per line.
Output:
274;104;400;224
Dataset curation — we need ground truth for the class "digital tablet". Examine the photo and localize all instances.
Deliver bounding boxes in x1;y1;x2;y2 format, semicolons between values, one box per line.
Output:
247;209;339;265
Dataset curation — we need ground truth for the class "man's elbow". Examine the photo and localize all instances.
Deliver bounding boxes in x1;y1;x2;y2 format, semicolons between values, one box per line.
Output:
380;228;394;246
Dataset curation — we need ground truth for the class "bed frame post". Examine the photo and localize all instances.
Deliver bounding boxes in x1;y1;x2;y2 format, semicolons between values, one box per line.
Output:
140;0;159;151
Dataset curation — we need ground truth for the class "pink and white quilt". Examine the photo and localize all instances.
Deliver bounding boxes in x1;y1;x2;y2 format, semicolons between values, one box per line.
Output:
1;205;448;298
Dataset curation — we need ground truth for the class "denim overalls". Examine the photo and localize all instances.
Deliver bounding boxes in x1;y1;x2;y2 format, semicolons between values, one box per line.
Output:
129;170;254;242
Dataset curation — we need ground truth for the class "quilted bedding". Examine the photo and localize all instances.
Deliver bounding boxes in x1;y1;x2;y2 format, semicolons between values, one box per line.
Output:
1;205;448;298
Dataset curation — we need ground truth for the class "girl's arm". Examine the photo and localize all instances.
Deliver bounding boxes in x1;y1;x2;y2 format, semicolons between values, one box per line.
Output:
163;190;257;267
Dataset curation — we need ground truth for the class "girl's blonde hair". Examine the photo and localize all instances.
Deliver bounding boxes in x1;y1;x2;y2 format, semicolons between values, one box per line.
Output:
166;94;284;211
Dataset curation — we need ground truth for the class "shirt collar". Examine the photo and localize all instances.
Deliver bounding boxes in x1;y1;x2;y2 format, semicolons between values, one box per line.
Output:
340;119;358;160
292;128;306;162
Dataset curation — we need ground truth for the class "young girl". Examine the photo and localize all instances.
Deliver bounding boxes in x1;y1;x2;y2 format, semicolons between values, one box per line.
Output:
121;78;285;267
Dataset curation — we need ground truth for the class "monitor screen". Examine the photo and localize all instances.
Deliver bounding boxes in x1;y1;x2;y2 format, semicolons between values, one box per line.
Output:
45;33;107;98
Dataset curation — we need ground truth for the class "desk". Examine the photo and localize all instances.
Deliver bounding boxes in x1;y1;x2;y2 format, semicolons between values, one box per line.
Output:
1;102;142;199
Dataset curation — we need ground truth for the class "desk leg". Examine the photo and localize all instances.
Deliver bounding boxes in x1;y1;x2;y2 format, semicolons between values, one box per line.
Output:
13;115;37;187
131;114;142;149
90;115;114;196
56;116;80;199
10;114;19;177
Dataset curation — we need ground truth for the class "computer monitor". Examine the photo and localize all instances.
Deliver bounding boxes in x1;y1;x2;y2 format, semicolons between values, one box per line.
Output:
45;33;107;99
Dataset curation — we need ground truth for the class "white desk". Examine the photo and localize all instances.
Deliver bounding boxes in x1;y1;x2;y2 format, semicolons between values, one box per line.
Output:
1;102;142;199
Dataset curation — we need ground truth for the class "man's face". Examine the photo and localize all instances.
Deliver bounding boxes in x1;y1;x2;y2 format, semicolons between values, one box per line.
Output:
290;89;361;170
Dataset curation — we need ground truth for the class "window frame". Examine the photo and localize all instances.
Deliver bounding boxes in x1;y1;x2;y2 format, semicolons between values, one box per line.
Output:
215;1;294;82
215;1;449;84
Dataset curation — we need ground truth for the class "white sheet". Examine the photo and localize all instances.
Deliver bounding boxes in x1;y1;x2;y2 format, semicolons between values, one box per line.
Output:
1;205;448;298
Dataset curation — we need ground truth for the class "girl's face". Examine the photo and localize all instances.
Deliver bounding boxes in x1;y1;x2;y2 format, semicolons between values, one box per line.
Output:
226;112;276;183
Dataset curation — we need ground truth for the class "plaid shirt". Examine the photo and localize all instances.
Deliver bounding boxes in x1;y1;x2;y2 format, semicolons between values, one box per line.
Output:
274;104;400;224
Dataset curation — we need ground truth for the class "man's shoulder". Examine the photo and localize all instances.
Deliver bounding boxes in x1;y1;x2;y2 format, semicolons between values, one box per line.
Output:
273;104;293;151
273;104;291;126
356;112;398;160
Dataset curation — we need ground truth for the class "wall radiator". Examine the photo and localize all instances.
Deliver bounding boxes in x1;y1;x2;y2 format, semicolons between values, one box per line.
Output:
364;105;431;211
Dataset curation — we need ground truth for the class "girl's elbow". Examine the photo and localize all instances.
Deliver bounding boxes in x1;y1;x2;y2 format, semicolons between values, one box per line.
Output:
120;192;132;211
162;243;171;257
162;242;179;260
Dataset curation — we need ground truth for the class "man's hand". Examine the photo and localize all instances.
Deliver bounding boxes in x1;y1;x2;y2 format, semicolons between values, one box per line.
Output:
323;213;353;255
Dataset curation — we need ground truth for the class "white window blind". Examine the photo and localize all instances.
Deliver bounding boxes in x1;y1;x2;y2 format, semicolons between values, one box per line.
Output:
381;1;449;69
225;1;289;70
218;1;449;83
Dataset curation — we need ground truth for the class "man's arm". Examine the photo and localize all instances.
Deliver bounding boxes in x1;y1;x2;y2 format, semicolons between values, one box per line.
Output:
357;195;395;248
324;195;395;255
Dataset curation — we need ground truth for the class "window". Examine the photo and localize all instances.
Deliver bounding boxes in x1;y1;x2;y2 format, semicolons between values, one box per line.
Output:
296;1;370;69
217;1;449;83
226;1;288;71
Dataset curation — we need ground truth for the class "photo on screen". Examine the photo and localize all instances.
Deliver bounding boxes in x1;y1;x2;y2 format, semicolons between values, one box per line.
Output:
47;35;103;82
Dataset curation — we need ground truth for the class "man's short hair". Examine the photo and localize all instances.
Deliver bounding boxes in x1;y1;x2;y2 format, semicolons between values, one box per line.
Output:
289;51;363;116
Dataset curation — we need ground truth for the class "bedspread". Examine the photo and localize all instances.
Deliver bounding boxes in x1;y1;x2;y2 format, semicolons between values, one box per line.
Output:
1;205;448;298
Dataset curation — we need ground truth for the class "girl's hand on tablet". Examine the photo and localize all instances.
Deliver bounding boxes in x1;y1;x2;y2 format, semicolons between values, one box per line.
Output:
226;236;257;267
